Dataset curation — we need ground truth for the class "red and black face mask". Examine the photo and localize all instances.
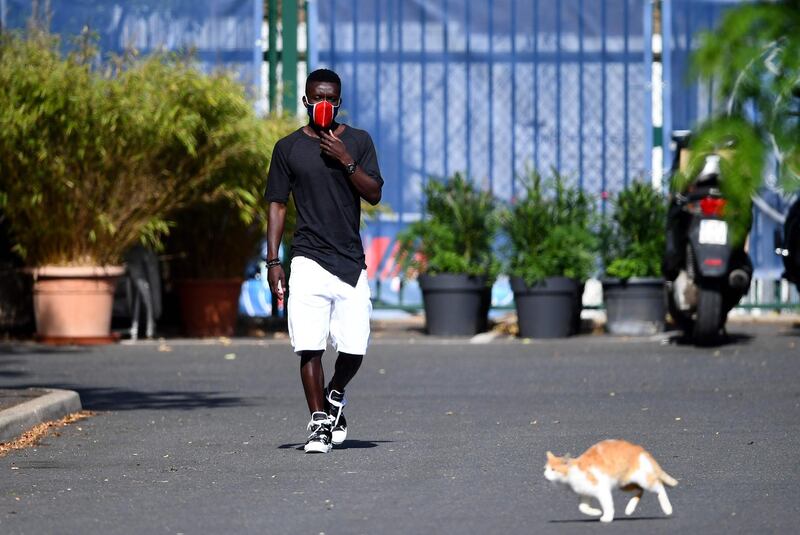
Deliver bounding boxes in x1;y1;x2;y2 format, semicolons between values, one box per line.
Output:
305;97;340;128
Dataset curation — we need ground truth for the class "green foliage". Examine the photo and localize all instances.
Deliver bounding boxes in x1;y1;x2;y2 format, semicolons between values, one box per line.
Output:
501;170;597;286
693;0;800;194
360;200;392;229
165;199;265;280
672;117;762;247
396;173;500;279
167;113;299;279
0;28;284;267
601;182;667;280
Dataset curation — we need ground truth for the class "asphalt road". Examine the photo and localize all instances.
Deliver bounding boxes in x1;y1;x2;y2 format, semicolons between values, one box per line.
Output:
0;322;798;534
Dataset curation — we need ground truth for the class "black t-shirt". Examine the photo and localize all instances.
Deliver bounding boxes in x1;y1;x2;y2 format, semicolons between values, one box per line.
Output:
265;125;384;287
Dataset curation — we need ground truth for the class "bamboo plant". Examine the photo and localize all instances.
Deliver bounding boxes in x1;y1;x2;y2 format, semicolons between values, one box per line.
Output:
0;28;279;267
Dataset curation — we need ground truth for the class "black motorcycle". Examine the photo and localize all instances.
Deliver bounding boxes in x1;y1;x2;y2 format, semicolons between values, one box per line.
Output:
663;131;753;343
775;196;800;295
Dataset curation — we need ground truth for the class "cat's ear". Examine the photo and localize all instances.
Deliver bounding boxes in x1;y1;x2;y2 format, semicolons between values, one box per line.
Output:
546;451;555;461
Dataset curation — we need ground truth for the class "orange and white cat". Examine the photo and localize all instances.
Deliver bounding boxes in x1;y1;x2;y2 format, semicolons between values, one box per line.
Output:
544;439;678;523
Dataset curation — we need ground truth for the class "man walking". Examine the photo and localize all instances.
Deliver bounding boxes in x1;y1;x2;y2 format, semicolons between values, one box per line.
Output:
265;69;383;453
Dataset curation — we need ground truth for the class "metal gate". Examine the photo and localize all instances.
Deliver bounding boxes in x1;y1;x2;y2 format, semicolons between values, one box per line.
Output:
311;0;650;306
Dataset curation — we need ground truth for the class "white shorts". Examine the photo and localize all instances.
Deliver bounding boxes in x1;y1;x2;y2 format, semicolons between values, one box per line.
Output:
287;256;372;355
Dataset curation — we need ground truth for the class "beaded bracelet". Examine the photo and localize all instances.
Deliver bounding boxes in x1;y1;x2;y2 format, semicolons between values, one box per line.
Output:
265;258;282;269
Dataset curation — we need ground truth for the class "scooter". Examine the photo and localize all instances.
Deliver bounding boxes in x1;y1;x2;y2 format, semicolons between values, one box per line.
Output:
775;196;800;295
663;131;753;343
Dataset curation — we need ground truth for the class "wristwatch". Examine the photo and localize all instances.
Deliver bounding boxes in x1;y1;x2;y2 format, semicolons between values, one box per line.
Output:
345;161;357;176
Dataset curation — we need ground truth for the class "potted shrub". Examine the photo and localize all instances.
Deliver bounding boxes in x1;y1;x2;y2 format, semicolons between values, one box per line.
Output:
166;201;262;338
0;29;274;343
397;173;500;336
600;182;668;336
166;114;298;337
502;170;597;338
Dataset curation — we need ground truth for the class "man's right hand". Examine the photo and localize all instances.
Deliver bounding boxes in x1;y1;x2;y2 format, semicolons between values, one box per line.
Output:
267;265;287;303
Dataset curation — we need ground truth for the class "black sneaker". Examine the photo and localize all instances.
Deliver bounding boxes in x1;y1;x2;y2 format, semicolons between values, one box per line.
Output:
325;388;348;445
304;411;332;453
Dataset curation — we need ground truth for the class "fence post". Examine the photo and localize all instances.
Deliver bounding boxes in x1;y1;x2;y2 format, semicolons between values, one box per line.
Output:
282;0;299;114
645;0;655;188
661;0;673;179
306;0;318;71
268;0;278;112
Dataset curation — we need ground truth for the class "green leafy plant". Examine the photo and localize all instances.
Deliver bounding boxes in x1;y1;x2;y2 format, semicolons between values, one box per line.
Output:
0;28;278;267
396;172;500;279
691;0;800;204
501;169;597;286
166;113;299;279
601;182;667;280
671;118;762;247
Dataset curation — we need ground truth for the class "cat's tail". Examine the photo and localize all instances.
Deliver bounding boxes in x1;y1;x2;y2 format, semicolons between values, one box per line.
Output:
648;454;678;487
659;470;678;487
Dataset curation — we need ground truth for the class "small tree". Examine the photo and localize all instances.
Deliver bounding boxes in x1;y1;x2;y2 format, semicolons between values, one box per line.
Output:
688;0;800;244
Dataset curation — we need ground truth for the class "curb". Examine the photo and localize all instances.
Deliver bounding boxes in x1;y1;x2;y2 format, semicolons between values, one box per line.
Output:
0;389;82;443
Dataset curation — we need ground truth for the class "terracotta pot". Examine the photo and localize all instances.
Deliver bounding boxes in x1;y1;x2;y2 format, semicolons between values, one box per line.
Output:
31;265;125;344
177;278;243;337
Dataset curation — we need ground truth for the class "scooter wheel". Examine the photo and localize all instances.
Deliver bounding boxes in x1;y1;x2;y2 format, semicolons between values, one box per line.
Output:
693;282;724;344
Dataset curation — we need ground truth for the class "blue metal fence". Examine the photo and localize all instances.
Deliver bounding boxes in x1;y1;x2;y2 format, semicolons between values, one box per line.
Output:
2;0;263;94
5;0;792;308
312;0;650;305
662;0;742;164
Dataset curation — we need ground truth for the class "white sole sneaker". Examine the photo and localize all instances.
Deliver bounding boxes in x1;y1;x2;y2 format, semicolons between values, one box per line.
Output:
304;440;332;453
331;428;347;445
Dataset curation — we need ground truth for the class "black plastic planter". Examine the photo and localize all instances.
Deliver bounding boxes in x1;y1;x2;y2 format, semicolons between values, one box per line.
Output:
602;277;666;336
511;276;581;338
418;273;490;336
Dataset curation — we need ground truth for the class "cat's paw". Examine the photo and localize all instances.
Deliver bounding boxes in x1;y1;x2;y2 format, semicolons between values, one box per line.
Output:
600;515;614;523
624;497;640;516
579;503;602;517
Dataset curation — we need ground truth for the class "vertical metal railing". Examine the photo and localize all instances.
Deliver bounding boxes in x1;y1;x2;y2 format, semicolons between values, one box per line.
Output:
311;0;650;307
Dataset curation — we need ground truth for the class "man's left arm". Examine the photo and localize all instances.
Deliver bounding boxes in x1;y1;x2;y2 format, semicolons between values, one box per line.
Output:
320;130;383;205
